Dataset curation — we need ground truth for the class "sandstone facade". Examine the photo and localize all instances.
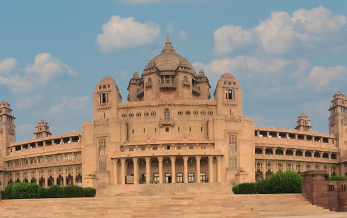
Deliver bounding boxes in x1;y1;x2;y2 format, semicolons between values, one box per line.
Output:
0;38;345;190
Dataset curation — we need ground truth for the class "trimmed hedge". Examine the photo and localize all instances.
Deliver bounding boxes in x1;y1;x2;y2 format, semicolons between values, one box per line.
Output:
1;190;8;199
327;176;347;181
12;182;39;199
2;184;96;199
63;186;85;198
233;171;303;194
4;183;14;199
47;185;63;198
38;186;48;198
232;182;256;194
84;187;96;197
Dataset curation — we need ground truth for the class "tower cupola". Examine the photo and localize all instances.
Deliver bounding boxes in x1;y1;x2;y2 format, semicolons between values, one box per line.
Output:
34;120;52;139
295;113;312;132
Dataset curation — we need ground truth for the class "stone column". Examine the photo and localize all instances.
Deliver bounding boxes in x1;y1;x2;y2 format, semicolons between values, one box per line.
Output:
114;159;118;185
121;158;126;185
44;169;48;188
196;156;201;183
133;157;139;185
35;169;39;185
145;157;151;184
158;157;163;184
53;167;57;185
170;156;176;183
72;165;76;186
217;156;222;183
19;170;23;182
208;156;213;183
62;166;66;186
183;156;188;183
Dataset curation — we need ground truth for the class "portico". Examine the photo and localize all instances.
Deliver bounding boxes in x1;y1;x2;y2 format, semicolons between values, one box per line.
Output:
112;154;222;185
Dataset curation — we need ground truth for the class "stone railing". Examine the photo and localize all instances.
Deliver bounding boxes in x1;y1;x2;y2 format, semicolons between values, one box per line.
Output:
301;170;347;212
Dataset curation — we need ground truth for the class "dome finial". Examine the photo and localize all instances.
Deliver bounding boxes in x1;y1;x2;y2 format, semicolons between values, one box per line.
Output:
161;35;175;54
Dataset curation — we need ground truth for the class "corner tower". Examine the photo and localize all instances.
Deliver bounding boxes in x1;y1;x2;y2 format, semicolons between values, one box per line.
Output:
0;100;16;156
214;73;242;116
329;91;347;150
93;77;122;120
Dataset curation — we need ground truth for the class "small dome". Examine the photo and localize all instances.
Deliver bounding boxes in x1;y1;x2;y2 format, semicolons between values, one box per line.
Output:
143;36;196;76
220;73;235;80
100;76;115;84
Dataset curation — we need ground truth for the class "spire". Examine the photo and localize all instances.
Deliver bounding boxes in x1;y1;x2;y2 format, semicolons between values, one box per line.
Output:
161;35;176;54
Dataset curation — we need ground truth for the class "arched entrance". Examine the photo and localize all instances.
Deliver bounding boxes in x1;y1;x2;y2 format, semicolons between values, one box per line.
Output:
47;176;54;186
39;177;45;187
66;175;73;186
57;175;63;186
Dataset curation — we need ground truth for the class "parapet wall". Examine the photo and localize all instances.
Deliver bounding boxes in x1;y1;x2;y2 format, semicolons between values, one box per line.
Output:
301;170;347;211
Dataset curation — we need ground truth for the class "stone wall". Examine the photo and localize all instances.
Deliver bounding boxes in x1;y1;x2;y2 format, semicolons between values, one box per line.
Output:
301;170;347;211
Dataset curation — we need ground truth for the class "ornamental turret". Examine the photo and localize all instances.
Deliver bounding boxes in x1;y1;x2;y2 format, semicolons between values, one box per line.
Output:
295;113;312;132
33;120;52;139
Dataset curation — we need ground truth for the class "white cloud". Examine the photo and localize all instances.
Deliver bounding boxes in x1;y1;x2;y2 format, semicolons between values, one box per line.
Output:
96;16;161;52
45;96;91;118
214;6;347;55
193;56;309;93
0;58;17;74
166;22;174;33
178;30;188;40
0;53;77;94
16;124;35;140
165;22;188;40
302;65;347;92
17;94;44;109
302;99;331;122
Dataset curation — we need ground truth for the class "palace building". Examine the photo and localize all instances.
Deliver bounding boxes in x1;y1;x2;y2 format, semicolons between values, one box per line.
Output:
0;38;346;190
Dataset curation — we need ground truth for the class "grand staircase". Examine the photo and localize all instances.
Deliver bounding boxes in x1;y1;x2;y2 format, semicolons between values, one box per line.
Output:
1;184;347;217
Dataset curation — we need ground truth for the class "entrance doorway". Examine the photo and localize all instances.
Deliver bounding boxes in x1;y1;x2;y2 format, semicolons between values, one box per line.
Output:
165;173;171;183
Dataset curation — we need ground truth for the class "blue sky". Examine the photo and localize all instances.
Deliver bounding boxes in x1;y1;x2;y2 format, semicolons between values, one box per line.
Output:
1;0;347;141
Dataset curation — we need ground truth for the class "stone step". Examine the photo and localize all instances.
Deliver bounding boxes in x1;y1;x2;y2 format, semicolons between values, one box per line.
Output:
1;193;346;217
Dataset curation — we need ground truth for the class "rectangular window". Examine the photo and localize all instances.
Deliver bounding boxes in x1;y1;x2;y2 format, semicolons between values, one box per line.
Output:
178;127;180;132
229;157;237;167
99;161;106;172
166;127;169;132
228;89;233;99
154;173;159;183
188;173;194;183
98;138;106;156
164;108;170;120
200;173;206;183
176;173;183;183
229;134;237;152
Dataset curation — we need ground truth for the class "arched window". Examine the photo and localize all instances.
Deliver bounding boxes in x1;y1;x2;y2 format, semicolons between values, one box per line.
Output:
184;76;188;81
148;78;151;82
164;108;170;120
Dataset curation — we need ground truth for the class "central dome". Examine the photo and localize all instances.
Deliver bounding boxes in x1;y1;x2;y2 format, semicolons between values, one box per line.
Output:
143;36;197;76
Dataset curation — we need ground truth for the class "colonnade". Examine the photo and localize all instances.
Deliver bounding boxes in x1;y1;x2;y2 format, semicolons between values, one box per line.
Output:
113;155;222;185
6;165;82;188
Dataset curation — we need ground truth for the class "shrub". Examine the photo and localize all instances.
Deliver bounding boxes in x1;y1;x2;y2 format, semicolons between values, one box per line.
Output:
12;182;39;199
1;190;8;199
327;176;347;181
267;171;303;193
84;187;96;197
47;185;63;198
232;183;256;194
38;186;48;198
63;186;85;198
4;183;14;199
255;179;271;194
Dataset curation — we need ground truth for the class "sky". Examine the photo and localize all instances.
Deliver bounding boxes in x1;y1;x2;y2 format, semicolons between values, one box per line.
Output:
1;0;347;142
